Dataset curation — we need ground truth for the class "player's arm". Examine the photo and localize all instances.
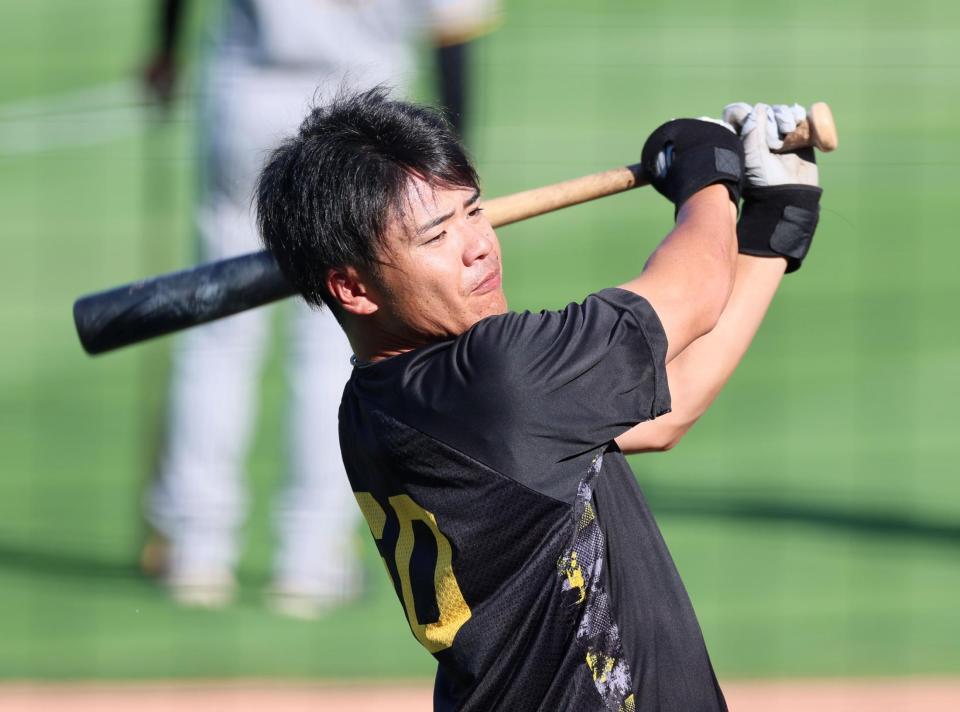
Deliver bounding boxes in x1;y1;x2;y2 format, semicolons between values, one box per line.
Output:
619;119;745;362
143;0;187;106
617;103;823;454
617;253;785;453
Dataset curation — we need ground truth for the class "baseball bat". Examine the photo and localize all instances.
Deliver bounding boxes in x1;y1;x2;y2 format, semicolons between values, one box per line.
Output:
74;103;837;355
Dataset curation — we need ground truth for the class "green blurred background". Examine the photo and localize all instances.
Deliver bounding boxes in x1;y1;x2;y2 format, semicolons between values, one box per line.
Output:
1;0;958;683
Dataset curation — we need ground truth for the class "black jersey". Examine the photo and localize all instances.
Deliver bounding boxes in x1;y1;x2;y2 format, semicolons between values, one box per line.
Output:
339;288;727;712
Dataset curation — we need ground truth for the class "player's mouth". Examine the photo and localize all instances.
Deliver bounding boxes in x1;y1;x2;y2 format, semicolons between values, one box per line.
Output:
471;266;502;295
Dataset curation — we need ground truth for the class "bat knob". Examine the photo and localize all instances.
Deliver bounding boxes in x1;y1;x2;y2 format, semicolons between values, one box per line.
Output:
808;102;838;152
779;101;838;154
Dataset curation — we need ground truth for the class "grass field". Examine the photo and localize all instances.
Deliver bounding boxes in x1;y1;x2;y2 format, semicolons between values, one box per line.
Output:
1;0;959;685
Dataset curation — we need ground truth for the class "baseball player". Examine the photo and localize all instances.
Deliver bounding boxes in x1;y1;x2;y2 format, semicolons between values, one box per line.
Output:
142;0;498;614
256;89;822;709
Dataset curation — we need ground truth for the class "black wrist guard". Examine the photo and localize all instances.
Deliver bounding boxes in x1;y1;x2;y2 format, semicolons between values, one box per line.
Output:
640;119;745;210
737;185;822;273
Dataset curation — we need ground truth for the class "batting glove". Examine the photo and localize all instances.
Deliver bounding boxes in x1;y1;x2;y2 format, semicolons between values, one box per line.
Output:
722;102;823;272
640;118;745;213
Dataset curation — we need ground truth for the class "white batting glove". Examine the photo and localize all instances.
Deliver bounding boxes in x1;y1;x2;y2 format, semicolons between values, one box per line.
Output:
721;102;824;273
722;102;819;188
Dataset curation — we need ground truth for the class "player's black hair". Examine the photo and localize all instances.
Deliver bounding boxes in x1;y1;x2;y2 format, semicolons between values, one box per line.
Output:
256;86;480;312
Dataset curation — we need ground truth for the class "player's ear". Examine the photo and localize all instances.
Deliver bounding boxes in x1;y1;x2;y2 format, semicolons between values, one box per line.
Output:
327;266;379;316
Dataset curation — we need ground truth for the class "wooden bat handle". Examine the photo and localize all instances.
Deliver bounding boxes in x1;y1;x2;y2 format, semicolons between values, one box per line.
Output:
485;164;647;228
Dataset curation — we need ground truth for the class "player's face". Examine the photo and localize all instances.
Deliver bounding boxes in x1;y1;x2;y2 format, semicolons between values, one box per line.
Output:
374;176;507;343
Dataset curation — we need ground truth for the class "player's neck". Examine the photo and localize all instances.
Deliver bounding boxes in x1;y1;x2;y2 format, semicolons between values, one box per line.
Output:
345;322;421;365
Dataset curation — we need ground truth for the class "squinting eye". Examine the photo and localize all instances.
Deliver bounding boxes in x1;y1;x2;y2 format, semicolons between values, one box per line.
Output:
424;231;446;245
468;206;483;218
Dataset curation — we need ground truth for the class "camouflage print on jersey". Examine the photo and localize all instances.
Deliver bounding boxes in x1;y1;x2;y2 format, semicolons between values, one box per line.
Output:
558;452;635;712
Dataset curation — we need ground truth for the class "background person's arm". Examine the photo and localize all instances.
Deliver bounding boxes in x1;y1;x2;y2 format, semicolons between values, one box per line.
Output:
430;0;499;136
435;41;469;136
143;0;187;107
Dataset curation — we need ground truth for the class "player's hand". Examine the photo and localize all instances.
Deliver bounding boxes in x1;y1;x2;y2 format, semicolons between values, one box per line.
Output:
640;117;745;212
722;102;822;273
143;51;178;108
722;102;818;188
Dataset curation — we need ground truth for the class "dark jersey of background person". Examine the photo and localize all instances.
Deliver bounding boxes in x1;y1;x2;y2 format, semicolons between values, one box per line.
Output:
339;287;728;712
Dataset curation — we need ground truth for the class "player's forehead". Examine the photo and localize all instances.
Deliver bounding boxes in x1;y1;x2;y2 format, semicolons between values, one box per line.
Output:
387;174;479;243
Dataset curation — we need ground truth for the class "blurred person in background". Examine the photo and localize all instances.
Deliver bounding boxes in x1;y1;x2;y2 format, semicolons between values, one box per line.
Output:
141;0;497;618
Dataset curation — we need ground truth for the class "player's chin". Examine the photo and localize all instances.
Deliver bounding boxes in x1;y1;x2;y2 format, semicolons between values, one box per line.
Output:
493;290;508;314
476;289;508;320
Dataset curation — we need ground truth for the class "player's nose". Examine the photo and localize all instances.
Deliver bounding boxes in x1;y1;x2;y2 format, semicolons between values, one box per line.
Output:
462;223;495;266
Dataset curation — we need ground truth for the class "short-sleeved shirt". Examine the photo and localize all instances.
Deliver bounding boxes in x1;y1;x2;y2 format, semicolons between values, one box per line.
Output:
215;0;499;80
339;288;727;711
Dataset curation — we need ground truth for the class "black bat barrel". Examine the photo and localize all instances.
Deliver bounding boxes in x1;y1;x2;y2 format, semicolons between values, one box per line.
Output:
73;250;296;355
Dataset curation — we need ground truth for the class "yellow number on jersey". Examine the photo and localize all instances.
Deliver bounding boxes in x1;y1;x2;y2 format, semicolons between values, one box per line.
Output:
355;492;471;653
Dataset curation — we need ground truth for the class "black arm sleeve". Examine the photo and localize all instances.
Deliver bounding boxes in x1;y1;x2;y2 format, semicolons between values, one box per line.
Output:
436;41;469;137
155;0;186;54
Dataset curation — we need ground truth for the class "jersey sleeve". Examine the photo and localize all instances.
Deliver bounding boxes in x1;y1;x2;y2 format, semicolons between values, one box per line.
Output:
454;288;671;484
359;287;671;504
423;0;500;45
